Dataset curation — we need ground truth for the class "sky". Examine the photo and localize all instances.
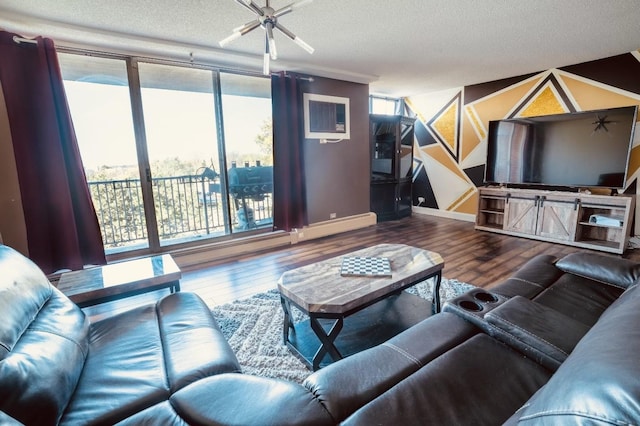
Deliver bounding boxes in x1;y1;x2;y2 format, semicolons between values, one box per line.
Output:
64;81;271;171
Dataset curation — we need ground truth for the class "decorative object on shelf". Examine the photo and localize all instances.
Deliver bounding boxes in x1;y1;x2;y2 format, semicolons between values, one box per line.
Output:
591;114;616;133
219;0;315;75
588;214;624;227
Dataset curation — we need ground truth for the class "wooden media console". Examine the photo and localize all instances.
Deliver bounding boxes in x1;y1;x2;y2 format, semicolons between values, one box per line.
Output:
476;187;635;254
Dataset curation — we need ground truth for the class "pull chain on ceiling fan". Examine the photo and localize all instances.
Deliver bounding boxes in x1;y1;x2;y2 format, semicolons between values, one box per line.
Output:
219;0;315;75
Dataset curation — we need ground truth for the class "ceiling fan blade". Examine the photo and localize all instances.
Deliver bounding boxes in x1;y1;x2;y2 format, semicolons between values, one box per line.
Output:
274;23;314;54
233;18;261;35
265;22;278;60
263;32;270;75
220;18;260;47
291;0;313;10
234;0;264;16
219;31;242;47
274;0;313;18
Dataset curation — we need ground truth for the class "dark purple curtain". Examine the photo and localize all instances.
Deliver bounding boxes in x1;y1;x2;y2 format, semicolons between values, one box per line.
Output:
0;31;105;273
271;72;306;231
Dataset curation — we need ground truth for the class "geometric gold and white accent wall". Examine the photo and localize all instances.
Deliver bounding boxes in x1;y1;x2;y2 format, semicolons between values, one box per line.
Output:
406;49;640;230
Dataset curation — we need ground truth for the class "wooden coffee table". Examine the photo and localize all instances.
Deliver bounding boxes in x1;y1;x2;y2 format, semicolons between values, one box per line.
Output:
57;254;181;308
278;243;444;370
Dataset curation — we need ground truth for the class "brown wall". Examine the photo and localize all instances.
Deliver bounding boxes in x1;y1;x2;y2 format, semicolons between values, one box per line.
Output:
300;77;370;224
0;84;29;254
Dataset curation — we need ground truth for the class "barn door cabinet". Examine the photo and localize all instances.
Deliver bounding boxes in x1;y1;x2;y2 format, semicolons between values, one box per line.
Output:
476;187;635;254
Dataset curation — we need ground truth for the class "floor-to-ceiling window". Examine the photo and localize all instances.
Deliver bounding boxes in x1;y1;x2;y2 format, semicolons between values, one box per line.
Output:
59;52;273;254
137;62;227;247
60;54;150;251
220;73;273;232
370;96;401;115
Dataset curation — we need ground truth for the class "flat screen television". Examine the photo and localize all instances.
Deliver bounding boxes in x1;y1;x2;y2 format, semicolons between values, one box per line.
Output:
484;106;638;189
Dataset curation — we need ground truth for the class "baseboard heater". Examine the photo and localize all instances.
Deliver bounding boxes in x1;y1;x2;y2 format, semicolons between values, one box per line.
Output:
290;213;377;244
172;231;292;271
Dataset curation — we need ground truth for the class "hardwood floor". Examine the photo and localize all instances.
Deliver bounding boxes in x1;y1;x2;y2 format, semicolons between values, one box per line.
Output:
82;213;640;321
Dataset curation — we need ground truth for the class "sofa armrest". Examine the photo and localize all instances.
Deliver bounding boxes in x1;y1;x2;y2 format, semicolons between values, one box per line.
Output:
170;374;334;426
512;284;640;424
485;296;589;371
156;292;241;392
556;252;640;290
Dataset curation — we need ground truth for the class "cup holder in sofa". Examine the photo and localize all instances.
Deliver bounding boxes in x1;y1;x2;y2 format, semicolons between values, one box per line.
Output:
473;291;499;304
443;288;508;329
458;300;483;312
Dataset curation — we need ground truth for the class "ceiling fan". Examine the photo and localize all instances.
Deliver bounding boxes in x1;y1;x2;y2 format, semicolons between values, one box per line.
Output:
219;0;315;75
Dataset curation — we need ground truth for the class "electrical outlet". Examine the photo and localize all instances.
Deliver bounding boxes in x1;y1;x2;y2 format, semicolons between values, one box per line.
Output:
418;196;425;204
329;212;337;219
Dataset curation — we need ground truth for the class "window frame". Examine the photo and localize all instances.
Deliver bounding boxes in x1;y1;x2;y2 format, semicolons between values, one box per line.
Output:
58;48;274;258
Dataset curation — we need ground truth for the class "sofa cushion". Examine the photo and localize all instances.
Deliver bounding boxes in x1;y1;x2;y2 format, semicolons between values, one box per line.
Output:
113;401;188;426
172;374;334;426
116;374;335;426
555;252;640;290
60;292;241;425
304;312;478;423
117;374;337;426
512;284;640;424
490;254;563;299
0;246;89;425
341;334;552;425
531;272;624;326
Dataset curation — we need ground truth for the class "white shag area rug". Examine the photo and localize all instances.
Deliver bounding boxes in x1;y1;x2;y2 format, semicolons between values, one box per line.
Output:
210;278;475;384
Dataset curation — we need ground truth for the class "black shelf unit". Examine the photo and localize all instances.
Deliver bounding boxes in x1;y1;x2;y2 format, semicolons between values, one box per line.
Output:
370;114;416;221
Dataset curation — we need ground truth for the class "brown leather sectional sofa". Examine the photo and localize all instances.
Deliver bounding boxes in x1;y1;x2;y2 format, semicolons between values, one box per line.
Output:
1;244;639;425
305;252;640;424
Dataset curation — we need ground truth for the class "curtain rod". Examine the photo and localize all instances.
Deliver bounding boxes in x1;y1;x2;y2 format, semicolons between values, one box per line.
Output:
13;36;38;45
56;45;268;79
281;72;314;82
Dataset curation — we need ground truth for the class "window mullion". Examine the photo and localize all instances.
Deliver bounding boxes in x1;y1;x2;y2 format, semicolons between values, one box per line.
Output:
126;58;161;251
212;71;233;235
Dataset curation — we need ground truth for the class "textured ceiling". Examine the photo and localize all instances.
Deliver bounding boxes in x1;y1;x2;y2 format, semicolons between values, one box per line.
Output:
1;0;640;97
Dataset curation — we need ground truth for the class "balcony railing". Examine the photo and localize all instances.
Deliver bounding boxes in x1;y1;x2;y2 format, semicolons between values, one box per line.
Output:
88;175;273;249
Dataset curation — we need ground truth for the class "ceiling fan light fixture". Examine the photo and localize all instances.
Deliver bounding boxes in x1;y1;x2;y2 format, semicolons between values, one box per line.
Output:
292;36;314;54
219;31;242;48
263;33;271;75
263;51;270;75
236;0;264;16
274;0;312;18
290;0;313;10
233;19;260;34
266;22;278;60
220;0;314;74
